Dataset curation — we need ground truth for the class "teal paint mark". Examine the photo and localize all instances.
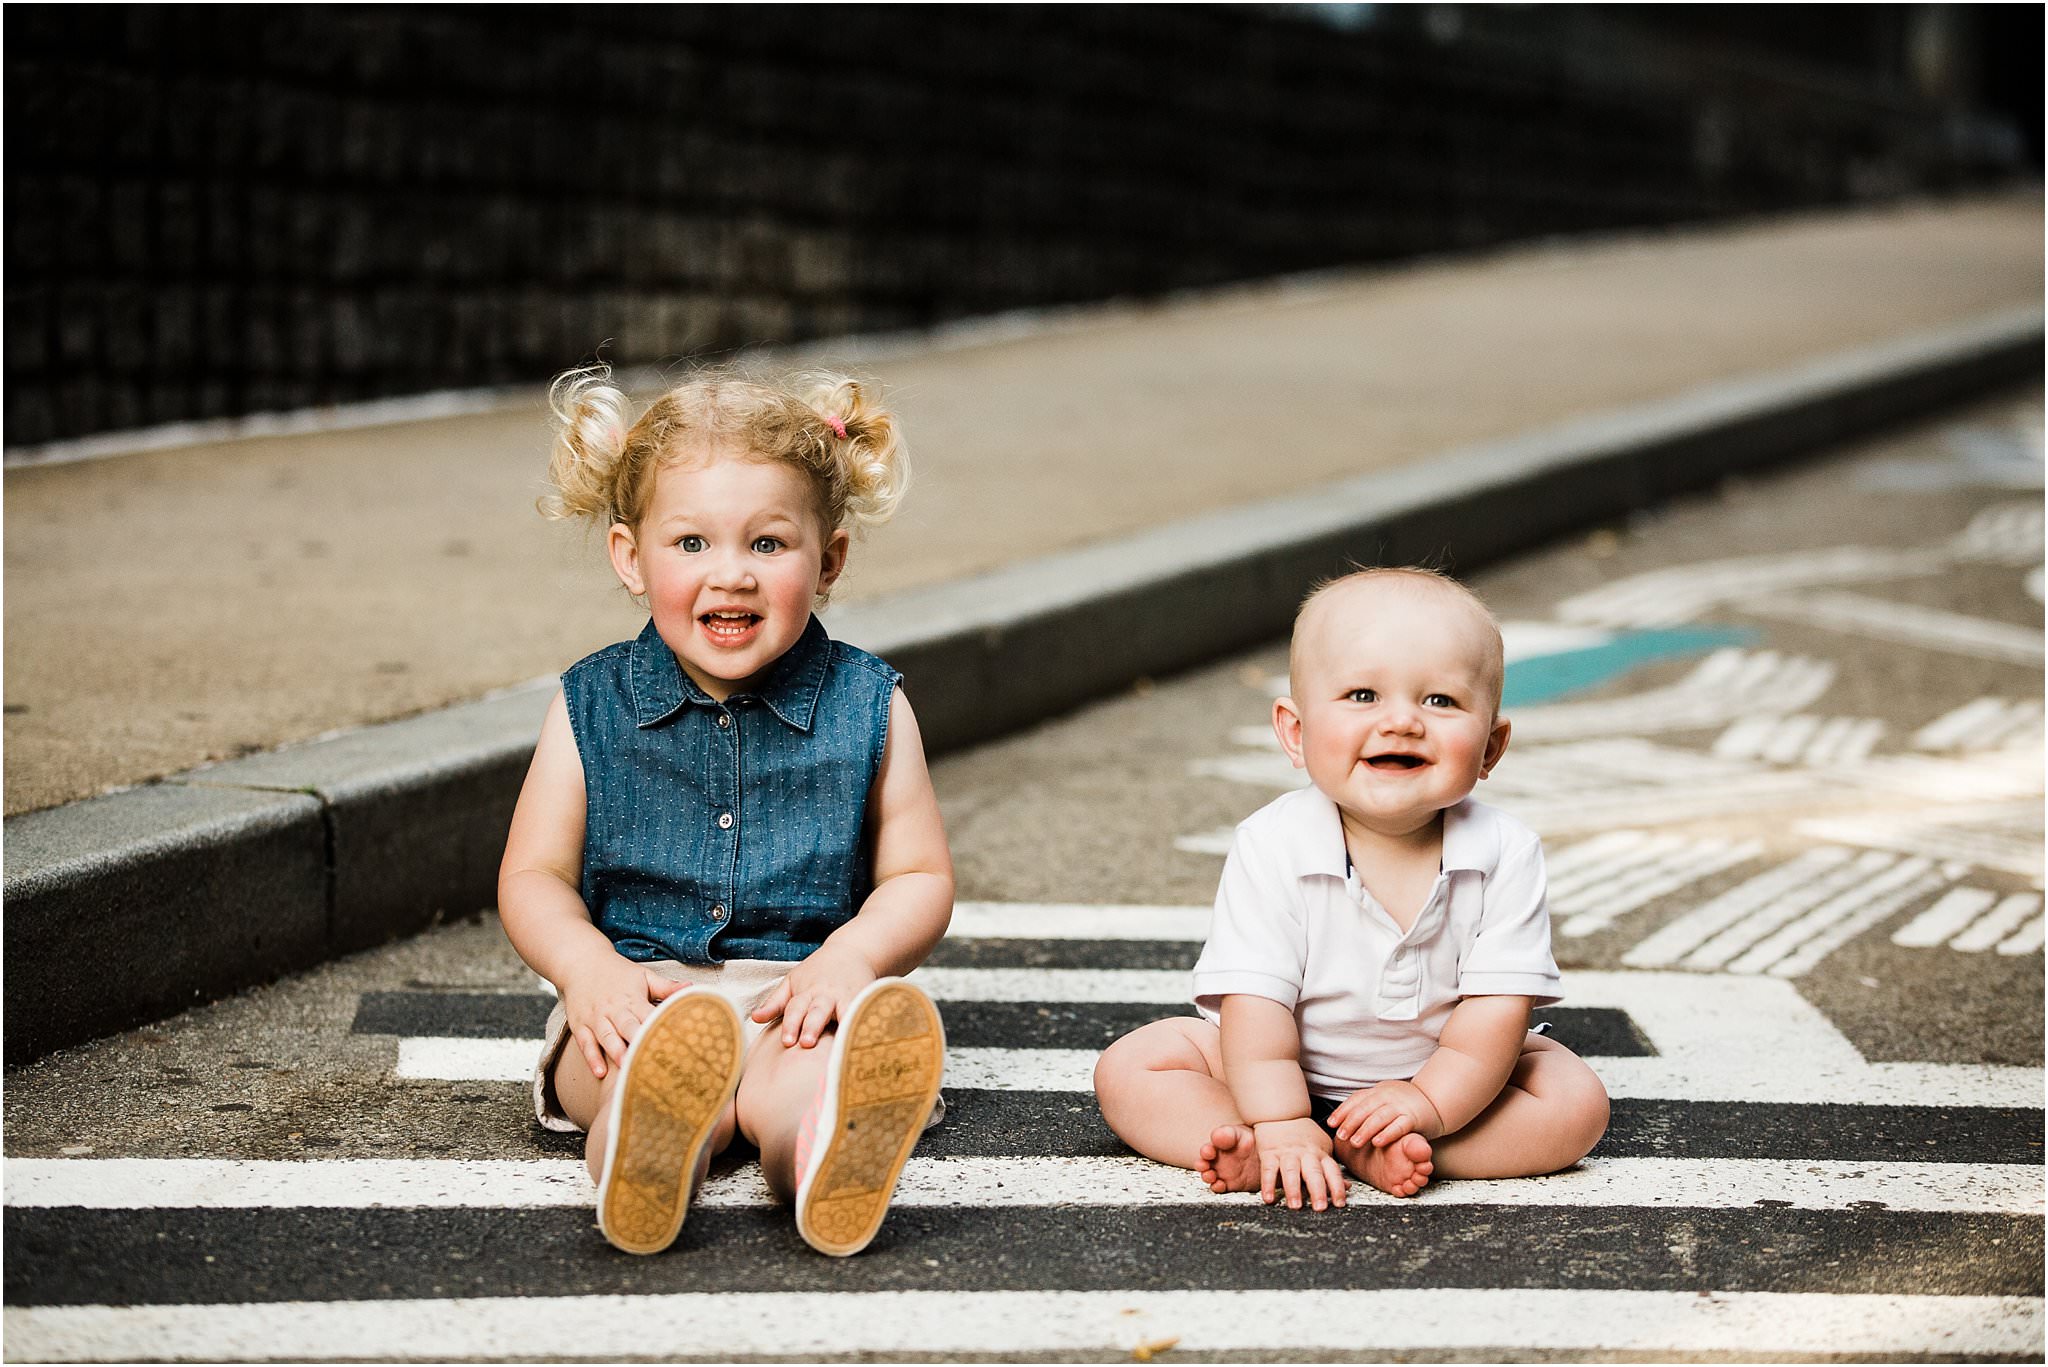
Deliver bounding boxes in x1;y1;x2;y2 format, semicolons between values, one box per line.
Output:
1503;626;1757;708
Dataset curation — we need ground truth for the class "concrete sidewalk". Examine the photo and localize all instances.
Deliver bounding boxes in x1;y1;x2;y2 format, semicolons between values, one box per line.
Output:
5;192;2041;1061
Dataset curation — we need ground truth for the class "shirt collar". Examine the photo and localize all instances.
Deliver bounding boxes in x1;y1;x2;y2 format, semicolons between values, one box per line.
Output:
1292;791;1498;878
628;614;831;732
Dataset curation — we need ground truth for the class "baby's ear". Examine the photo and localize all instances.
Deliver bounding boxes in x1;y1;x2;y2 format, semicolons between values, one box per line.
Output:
1480;715;1511;778
1272;697;1307;769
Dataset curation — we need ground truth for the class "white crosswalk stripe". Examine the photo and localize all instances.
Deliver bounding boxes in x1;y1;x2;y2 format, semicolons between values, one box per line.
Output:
9;1155;2037;1214
386;964;2042;1106
11;1291;2040;1361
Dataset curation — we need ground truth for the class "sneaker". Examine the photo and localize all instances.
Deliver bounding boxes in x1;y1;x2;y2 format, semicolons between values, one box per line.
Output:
793;977;946;1257
594;989;744;1255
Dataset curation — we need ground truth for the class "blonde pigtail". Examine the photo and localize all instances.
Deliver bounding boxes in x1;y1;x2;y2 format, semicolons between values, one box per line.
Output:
806;373;909;531
542;365;637;523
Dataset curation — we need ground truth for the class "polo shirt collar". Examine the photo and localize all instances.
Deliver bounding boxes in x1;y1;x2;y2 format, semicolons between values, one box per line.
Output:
1441;797;1498;872
1292;791;1496;878
627;614;831;732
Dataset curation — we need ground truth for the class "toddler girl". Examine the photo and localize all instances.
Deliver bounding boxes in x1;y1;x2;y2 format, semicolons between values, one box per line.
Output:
499;363;951;1257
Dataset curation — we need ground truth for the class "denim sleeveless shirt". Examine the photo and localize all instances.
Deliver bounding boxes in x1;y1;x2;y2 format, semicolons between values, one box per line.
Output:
562;614;901;964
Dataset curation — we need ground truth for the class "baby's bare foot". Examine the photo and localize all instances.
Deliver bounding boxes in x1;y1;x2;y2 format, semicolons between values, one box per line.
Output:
1349;1133;1434;1198
1197;1124;1260;1193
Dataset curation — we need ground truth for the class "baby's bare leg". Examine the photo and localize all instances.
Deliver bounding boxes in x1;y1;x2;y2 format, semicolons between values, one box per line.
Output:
1427;1033;1609;1179
552;1038;739;1184
1094;1018;1259;1192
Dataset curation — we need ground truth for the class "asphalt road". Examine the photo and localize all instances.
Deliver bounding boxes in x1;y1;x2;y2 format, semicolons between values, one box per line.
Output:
5;389;2042;1362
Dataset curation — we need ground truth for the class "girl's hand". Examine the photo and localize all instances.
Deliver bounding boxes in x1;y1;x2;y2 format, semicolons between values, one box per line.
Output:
1329;1080;1444;1149
1251;1117;1349;1210
750;947;877;1049
561;958;687;1080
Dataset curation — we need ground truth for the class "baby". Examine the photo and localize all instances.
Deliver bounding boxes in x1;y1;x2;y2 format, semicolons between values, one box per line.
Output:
1095;567;1608;1206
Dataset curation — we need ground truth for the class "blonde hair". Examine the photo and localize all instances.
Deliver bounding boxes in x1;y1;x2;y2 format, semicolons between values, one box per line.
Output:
1289;566;1506;710
542;362;909;541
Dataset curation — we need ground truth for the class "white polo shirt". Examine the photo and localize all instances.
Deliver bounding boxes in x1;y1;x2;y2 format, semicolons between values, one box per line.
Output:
1192;787;1561;1100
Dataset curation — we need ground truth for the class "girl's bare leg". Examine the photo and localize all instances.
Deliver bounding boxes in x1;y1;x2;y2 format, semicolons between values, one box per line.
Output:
1094;1018;1260;1191
733;1027;837;1202
552;1040;738;1184
1418;1033;1609;1179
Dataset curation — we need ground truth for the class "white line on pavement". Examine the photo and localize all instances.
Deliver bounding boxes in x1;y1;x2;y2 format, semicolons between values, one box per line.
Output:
394;1034;2044;1107
1624;848;1857;966
913;967;1188;1002
8;1155;2039;1214
947;903;1209;940
1893;886;2000;947
8;1290;2039;1360
388;968;2045;1106
1742;589;2046;665
1953;893;2046;952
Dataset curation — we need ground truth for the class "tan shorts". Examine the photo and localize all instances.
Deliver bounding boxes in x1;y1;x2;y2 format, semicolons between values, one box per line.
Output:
530;959;946;1135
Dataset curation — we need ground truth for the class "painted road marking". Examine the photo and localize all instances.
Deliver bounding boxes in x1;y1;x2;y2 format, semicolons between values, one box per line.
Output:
1952;500;2046;562
1621;848;1858;967
947;903;1210;941
1497;625;1758;708
8;1290;2038;1360
1740;861;1956;979
1545;829;1654;882
1508;650;1836;741
1188;747;1307;791
1913;696;2043;751
1797;800;2042;881
1893;886;2003;947
1951;893;2046;953
1686;852;1936;972
1715;714;1884;765
916;968;1189;1003
1554;835;1763;938
1994;914;2046;956
1742;589;2044;665
1489;743;1831;836
10;1156;2037;1214
1554;546;1953;629
388;969;2041;1107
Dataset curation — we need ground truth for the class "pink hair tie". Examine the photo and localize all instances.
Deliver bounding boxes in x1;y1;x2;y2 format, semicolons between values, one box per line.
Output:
823;414;847;440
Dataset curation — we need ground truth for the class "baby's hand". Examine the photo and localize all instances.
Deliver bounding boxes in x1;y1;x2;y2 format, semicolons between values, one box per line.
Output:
560;957;687;1080
1250;1117;1349;1211
750;945;877;1048
1328;1080;1444;1149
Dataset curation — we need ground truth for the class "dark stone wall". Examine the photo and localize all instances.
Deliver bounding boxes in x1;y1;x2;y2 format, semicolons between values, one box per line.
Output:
4;3;2020;448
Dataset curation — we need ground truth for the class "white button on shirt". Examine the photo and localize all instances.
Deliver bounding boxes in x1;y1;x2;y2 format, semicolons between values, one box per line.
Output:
1192;788;1561;1101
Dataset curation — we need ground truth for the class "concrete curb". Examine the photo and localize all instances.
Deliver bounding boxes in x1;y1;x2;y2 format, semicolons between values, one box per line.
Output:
5;305;2039;1063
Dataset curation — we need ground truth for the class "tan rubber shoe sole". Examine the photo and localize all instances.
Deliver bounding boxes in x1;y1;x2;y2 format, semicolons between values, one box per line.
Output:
596;991;744;1255
795;979;946;1257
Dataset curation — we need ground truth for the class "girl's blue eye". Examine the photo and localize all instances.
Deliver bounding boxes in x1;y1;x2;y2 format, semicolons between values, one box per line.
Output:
752;537;783;554
678;535;706;553
1348;688;1377;703
1426;693;1456;708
